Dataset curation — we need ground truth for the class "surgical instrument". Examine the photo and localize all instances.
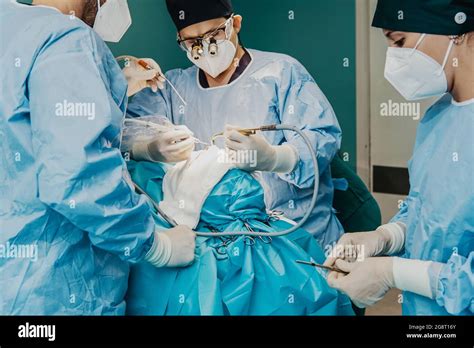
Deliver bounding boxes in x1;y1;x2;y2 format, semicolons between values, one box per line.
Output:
211;128;258;144
132;181;179;226
137;59;188;106
124;118;210;146
116;55;188;106
296;260;348;274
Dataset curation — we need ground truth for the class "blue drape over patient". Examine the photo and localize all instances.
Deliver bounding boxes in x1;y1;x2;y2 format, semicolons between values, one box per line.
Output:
126;160;354;315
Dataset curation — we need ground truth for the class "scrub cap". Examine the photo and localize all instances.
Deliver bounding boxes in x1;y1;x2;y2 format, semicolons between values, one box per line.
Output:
372;0;474;35
166;0;234;31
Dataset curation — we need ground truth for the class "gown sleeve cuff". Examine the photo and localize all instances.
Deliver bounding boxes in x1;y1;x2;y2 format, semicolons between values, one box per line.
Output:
271;144;300;174
378;222;406;255
393;257;436;299
145;230;172;268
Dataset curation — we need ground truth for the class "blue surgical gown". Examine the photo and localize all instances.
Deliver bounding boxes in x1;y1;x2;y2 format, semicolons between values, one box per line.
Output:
390;95;474;315
126;160;354;316
128;49;344;249
0;1;154;315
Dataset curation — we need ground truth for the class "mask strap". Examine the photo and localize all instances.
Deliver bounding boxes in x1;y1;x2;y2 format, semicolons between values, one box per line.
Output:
96;0;102;13
411;33;426;54
438;39;455;75
225;17;234;40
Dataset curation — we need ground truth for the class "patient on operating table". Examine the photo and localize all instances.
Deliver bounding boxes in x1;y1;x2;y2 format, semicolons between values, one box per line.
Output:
123;118;353;315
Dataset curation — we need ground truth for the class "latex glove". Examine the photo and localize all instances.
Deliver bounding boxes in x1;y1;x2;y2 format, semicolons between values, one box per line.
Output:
145;225;196;268
132;126;195;163
224;125;298;173
123;58;166;97
324;222;406;267
327;257;395;308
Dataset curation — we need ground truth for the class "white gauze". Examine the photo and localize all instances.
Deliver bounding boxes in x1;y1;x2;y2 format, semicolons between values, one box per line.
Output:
159;146;235;228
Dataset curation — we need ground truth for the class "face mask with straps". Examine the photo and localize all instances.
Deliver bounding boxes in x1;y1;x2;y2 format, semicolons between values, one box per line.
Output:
178;16;238;78
93;0;132;43
384;33;457;101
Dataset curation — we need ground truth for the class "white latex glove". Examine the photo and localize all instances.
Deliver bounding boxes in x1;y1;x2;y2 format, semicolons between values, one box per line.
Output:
327;257;395;308
145;225;196;268
132;126;195;163
224;125;298;173
123;58;166;97
324;222;406;267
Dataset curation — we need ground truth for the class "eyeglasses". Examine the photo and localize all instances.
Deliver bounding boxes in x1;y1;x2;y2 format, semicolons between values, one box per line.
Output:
177;16;234;54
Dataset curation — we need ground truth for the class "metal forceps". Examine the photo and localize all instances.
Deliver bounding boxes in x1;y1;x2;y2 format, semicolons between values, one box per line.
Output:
210;127;260;145
296;260;348;274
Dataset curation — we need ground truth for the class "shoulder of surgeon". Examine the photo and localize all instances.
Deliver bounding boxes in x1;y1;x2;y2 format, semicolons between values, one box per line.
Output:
11;4;112;65
163;49;313;84
163;64;198;85
247;49;314;80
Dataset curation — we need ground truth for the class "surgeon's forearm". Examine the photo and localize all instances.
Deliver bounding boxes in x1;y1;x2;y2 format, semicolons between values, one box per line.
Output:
389;199;409;227
37;147;156;262
280;128;340;189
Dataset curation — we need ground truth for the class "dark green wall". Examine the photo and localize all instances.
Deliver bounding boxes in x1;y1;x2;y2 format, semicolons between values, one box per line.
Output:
110;0;357;169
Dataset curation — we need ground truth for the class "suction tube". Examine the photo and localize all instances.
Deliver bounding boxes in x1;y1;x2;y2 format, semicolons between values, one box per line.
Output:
136;124;319;237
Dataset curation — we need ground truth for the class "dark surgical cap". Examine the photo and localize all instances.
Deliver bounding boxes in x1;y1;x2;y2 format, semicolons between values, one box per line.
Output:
372;0;474;35
166;0;234;31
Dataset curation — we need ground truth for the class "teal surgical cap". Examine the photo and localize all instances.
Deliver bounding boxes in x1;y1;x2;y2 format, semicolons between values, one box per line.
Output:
372;0;474;35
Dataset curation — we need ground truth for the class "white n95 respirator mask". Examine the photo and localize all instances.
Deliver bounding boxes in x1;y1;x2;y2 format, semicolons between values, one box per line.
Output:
93;0;132;43
186;18;237;79
187;39;237;78
384;34;454;101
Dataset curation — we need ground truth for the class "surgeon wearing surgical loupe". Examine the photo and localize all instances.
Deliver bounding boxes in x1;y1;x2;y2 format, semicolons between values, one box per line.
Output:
0;0;196;315
128;0;345;249
325;0;474;315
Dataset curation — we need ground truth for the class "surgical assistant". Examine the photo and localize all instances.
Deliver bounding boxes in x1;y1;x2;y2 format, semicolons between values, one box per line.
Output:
326;0;474;315
128;0;344;248
0;0;195;315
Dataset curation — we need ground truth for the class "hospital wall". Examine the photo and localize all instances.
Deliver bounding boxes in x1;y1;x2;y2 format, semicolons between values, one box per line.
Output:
366;0;437;223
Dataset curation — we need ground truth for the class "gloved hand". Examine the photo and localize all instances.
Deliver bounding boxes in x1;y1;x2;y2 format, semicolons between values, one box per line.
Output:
145;225;196;268
163;225;196;267
323;222;406;267
122;58;166;97
327;257;395;308
132;126;195;163
224;125;298;173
